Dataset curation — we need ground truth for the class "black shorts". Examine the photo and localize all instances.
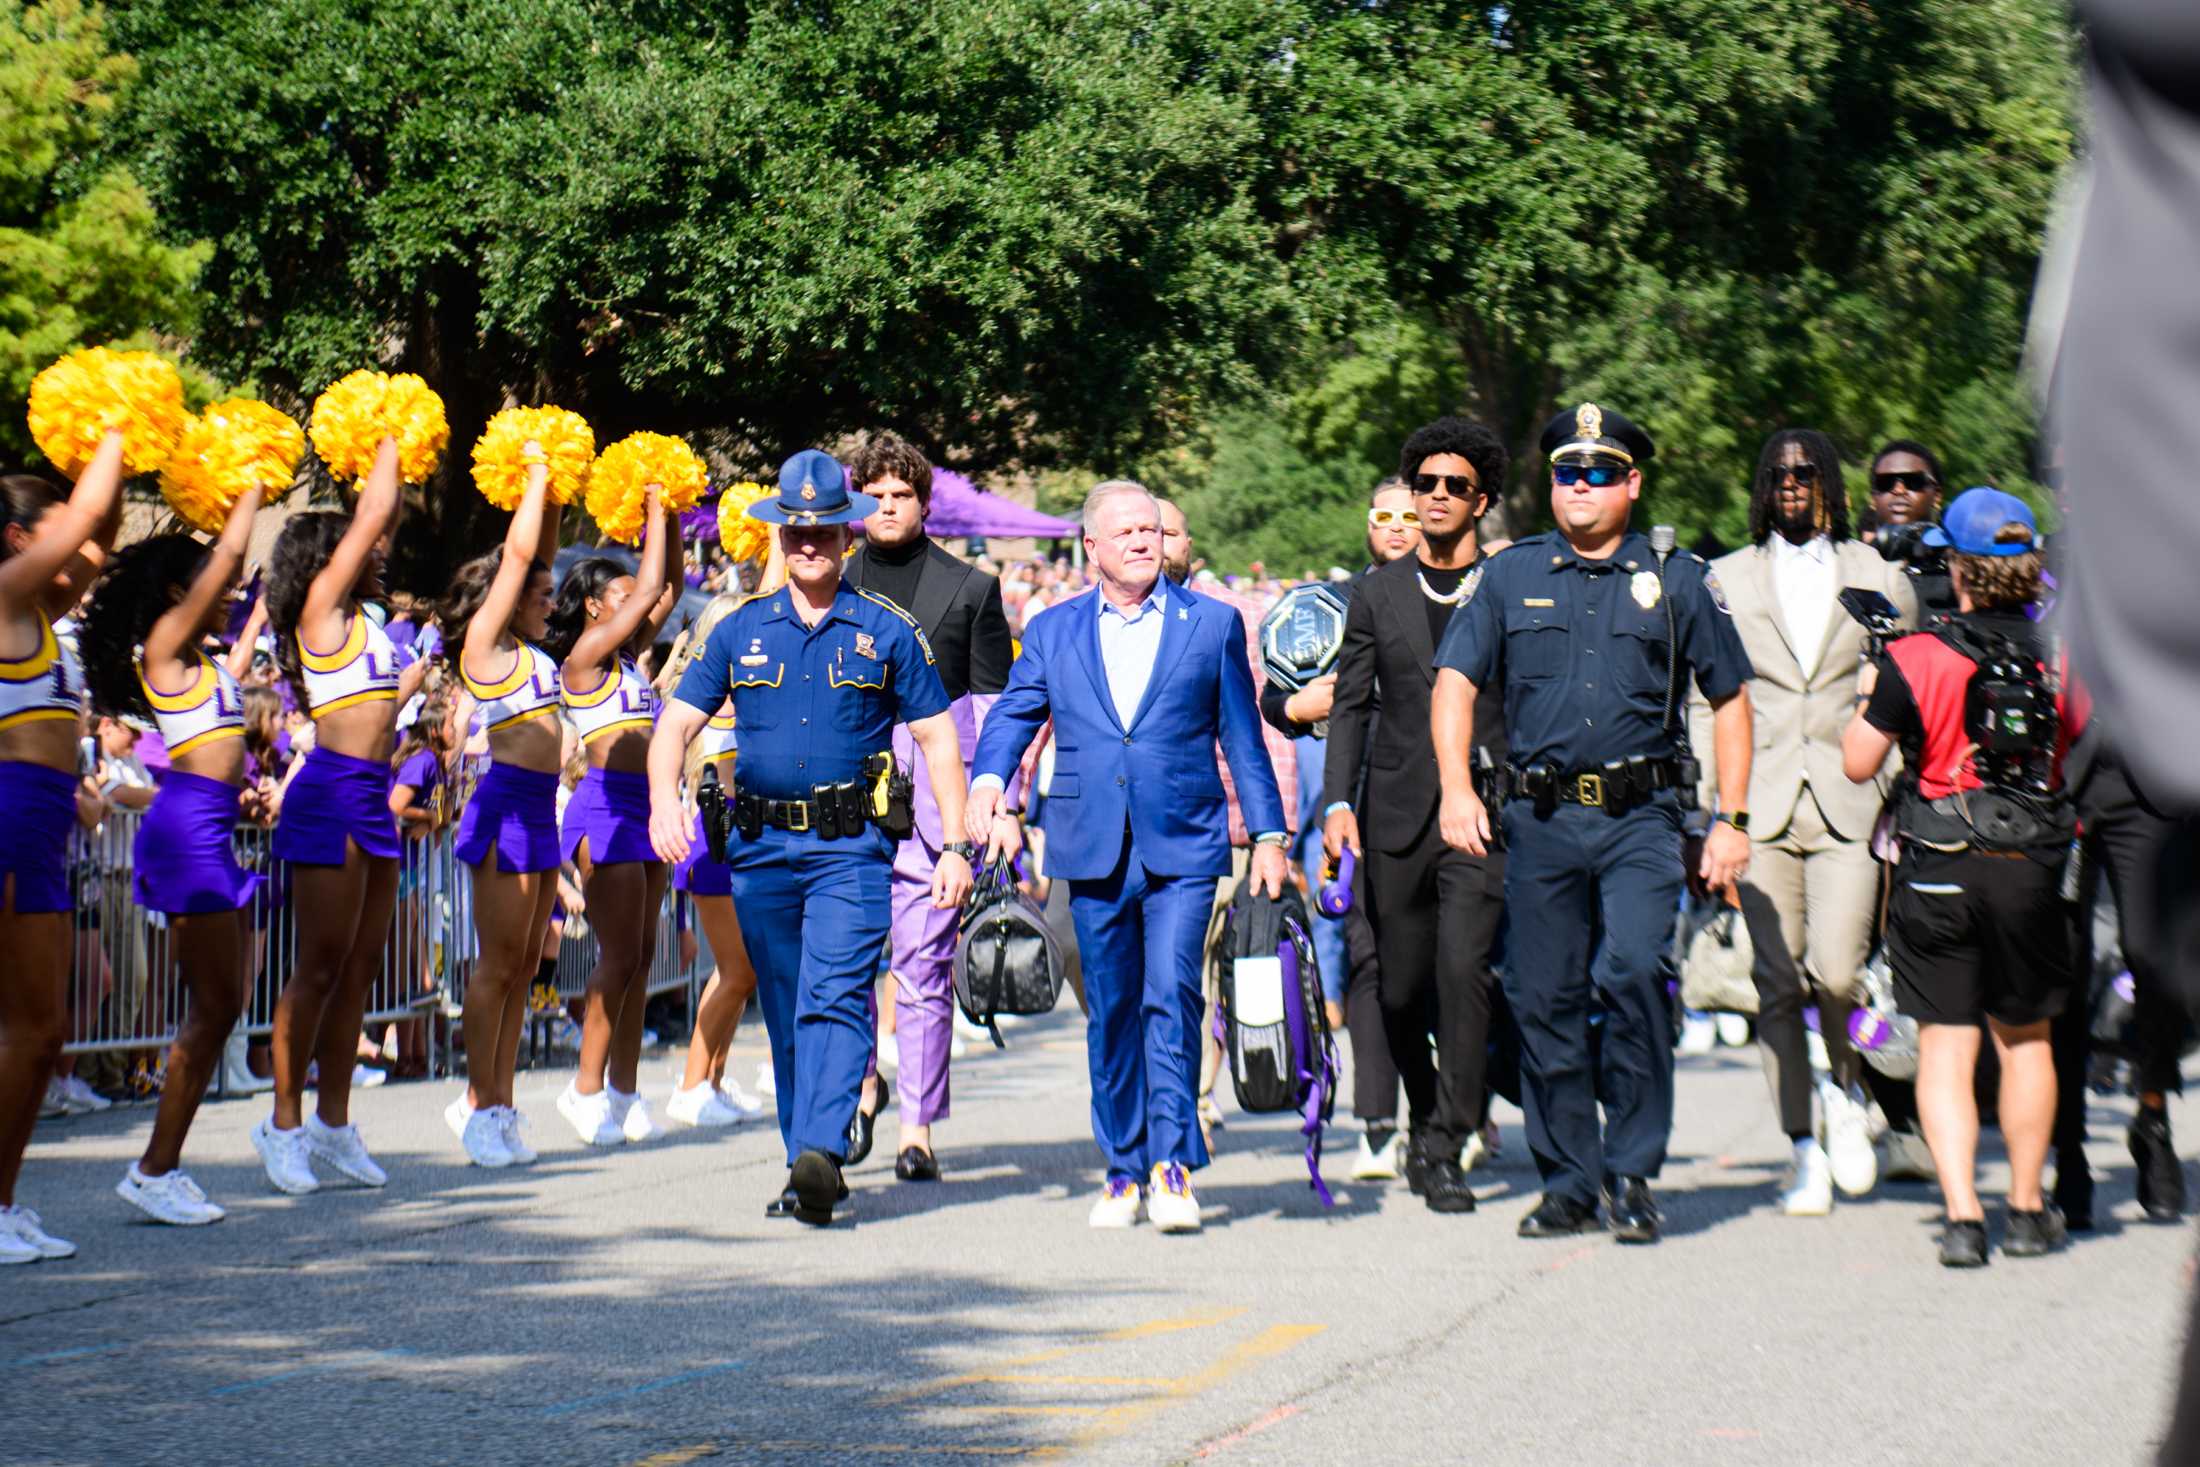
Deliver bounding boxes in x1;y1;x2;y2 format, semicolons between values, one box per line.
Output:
1886;847;2073;1027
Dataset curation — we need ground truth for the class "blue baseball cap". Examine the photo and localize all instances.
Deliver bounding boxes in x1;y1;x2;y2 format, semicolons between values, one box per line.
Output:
1921;487;2038;557
749;448;877;527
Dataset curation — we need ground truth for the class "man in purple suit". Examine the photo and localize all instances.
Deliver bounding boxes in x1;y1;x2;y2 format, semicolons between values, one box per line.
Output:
969;480;1287;1234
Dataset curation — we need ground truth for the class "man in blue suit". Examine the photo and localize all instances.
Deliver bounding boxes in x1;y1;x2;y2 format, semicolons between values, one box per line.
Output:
969;480;1289;1234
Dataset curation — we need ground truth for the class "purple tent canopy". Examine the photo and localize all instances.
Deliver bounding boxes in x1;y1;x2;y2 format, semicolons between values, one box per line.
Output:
678;469;1077;546
921;470;1077;540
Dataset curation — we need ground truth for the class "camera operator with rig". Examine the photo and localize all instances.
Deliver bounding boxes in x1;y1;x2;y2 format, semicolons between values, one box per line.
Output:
1865;440;1957;618
1841;488;2083;1268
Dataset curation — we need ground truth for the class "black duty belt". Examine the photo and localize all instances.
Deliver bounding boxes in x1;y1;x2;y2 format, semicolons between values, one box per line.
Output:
1501;756;1684;812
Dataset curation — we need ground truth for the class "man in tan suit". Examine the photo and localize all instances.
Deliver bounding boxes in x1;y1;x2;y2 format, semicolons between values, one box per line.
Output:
1692;430;1914;1215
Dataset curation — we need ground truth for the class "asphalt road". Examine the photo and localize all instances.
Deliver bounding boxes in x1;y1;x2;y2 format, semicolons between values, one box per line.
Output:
4;1014;2192;1467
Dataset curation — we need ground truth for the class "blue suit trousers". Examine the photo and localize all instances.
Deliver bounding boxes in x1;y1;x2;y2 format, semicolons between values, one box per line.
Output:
726;825;893;1165
1068;825;1215;1182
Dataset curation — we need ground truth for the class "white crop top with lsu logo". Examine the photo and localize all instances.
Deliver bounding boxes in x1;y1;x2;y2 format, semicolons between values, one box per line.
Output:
139;653;244;759
0;619;84;734
298;611;402;719
700;710;737;767
461;640;561;733
562;657;656;745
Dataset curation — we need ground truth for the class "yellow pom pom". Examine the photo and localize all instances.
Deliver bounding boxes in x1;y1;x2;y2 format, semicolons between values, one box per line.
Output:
717;480;774;565
26;346;187;478
308;369;449;487
158;399;304;534
470;406;595;510
586;432;708;545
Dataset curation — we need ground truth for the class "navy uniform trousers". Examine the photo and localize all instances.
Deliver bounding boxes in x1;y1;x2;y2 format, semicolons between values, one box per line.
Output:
1067;822;1215;1182
727;823;895;1165
1499;793;1685;1208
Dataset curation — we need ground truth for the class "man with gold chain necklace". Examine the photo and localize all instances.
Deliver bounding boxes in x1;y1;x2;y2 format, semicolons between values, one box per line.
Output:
1322;417;1515;1216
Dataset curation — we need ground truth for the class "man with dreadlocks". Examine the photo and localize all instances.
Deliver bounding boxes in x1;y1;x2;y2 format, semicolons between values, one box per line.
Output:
1693;429;1915;1216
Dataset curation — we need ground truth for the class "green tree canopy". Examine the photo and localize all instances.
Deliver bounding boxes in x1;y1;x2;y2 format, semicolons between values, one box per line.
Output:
0;0;206;468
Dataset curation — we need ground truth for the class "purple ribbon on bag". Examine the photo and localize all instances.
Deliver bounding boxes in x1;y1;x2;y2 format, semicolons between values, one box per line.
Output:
1276;916;1336;1208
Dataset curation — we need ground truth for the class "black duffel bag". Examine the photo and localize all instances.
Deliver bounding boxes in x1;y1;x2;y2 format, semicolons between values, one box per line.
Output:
953;858;1065;1047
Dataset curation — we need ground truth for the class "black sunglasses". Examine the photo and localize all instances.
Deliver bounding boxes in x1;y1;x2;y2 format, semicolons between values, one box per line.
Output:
1552;461;1627;488
1871;471;1937;495
1773;462;1821;486
1412;472;1478;497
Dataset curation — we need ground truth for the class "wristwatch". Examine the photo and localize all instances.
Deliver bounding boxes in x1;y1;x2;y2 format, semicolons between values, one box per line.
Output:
944;840;981;865
1716;811;1750;833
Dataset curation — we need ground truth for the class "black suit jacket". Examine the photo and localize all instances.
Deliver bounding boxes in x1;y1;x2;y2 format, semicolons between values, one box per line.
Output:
1324;554;1506;854
842;539;1013;700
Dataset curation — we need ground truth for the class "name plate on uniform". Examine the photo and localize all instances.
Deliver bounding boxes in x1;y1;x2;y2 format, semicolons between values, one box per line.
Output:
1259;582;1349;693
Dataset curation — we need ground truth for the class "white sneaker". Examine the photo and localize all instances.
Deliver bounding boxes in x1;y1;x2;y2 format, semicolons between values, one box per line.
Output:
303;1115;387;1187
251;1118;320;1194
219;1029;273;1095
117;1164;225;1226
443;1093;475;1144
352;1063;388;1089
620;1093;660;1143
0;1204;77;1258
1678;1012;1717;1056
59;1076;111;1114
666;1081;743;1128
1147;1162;1202;1234
1820;1080;1879;1197
558;1082;623;1146
1715;1012;1752;1048
1779;1139;1834;1216
497;1108;537;1164
1088;1176;1143;1229
1351;1130;1404;1181
37;1080;67;1119
715;1075;766;1118
953;1010;992;1045
0;1226;36;1264
459;1106;515;1168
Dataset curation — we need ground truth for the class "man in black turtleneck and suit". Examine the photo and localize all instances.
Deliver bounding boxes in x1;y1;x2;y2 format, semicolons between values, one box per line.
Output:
1322;417;1512;1215
840;432;1015;1181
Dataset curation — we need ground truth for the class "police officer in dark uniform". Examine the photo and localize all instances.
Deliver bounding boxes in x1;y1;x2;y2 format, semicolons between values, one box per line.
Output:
647;450;976;1227
1431;404;1755;1243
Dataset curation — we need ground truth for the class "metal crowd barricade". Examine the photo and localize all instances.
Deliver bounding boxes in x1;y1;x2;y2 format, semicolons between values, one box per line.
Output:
63;799;706;1077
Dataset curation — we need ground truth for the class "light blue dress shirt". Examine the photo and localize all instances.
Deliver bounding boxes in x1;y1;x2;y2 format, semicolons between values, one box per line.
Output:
1094;584;1167;727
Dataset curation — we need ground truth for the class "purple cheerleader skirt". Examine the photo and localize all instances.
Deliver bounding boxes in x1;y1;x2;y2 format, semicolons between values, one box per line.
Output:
561;765;659;866
0;760;78;914
672;809;734;897
273;746;401;866
134;770;263;916
455;762;560;874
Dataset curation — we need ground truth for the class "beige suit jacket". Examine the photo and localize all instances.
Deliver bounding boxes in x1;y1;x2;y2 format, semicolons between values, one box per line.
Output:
1690;537;1916;842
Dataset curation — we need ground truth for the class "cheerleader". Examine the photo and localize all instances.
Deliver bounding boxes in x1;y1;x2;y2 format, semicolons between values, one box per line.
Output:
547;488;680;1145
253;438;426;1194
0;433;126;1263
80;487;266;1224
435;457;562;1165
662;583;778;1128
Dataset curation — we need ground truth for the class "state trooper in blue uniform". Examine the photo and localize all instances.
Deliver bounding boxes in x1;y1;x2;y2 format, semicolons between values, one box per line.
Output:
648;450;976;1226
1431;405;1756;1244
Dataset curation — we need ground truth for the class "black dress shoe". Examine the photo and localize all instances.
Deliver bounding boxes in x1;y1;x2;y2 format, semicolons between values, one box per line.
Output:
2052;1166;2095;1233
791;1149;846;1226
1605;1177;1661;1244
1424;1157;1477;1214
1404;1146;1430;1196
2131;1107;2186;1222
1517;1193;1601;1238
847;1076;892;1167
894;1146;940;1182
766;1175;800;1219
1938;1217;1989;1268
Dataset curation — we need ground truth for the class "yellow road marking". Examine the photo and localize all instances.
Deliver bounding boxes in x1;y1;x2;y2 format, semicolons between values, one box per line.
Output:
1048;1324;1327;1456
626;1442;1046;1462
878;1308;1245;1405
630;1449;720;1467
955;1374;1178;1389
